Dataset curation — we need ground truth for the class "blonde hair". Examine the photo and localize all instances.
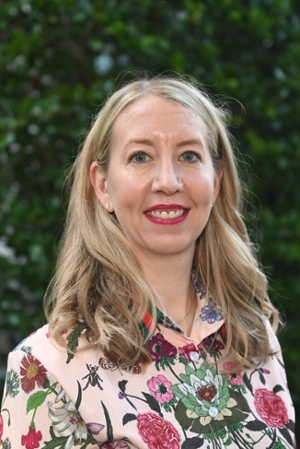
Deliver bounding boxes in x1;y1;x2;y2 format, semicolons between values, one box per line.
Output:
45;76;279;371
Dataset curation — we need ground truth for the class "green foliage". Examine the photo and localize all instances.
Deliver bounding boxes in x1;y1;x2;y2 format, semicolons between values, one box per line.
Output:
0;0;299;439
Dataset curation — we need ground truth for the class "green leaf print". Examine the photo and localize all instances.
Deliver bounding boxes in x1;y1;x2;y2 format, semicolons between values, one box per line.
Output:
66;322;89;363
26;391;48;413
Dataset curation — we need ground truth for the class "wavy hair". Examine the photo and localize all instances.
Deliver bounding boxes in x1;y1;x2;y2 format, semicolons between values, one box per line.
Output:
44;76;279;371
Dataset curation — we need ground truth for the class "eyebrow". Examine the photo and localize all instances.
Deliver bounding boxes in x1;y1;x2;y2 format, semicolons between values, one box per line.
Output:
176;139;204;148
125;139;153;147
125;138;204;148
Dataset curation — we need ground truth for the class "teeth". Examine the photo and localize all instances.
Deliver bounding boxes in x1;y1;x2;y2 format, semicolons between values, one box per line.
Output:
148;210;185;219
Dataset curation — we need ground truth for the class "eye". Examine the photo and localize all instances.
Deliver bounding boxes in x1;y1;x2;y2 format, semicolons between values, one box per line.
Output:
180;151;200;162
130;151;150;163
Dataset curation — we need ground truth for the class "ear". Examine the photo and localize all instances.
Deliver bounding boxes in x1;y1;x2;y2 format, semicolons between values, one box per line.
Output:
213;164;223;203
89;161;114;212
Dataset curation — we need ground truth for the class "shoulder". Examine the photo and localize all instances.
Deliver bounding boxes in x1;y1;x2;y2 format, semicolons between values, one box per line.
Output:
265;319;281;354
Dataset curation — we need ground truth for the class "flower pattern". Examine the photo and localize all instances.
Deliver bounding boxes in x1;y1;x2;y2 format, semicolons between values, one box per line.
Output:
48;389;88;445
137;413;180;449
20;354;48;393
172;362;250;433
200;299;224;324
87;422;105;434
147;375;174;404
223;362;244;386
148;333;177;363
254;388;289;428
4;370;19;398
21;426;42;449
0;413;3;441
0;298;296;449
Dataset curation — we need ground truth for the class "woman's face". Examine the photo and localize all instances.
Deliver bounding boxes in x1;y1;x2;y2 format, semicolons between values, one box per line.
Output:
90;95;222;264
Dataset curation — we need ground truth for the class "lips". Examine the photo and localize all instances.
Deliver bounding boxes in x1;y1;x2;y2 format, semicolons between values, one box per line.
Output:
144;204;189;224
147;209;185;219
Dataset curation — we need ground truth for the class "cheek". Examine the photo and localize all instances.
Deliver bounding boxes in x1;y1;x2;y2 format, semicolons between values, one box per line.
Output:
195;174;216;201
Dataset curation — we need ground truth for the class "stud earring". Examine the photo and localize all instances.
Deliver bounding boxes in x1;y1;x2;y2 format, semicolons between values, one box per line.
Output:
105;203;110;209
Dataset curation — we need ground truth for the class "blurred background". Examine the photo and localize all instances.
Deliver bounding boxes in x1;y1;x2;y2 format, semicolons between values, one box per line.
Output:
0;0;299;440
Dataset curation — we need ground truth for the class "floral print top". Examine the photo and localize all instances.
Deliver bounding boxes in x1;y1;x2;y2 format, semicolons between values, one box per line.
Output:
0;280;296;449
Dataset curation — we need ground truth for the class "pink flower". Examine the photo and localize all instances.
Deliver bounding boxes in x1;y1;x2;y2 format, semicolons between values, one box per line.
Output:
137;413;180;449
87;422;105;435
254;388;289;428
223;361;234;370
21;426;42;449
147;375;174;404
223;362;244;386
228;373;244;386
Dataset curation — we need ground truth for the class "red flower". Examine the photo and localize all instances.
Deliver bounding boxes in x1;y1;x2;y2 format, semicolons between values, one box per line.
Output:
0;413;3;441
254;388;289;428
199;335;224;352
137;413;180;449
148;334;177;363
178;344;198;361
20;354;48;393
21;426;42;449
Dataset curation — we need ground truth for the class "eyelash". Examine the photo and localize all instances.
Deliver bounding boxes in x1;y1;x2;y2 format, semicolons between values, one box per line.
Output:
180;151;201;162
130;151;150;163
129;150;201;163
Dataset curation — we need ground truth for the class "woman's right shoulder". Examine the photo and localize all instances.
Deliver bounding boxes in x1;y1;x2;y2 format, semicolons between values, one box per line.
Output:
7;324;70;372
12;324;50;352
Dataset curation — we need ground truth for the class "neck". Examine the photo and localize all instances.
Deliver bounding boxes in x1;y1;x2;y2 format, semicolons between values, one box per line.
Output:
137;250;196;333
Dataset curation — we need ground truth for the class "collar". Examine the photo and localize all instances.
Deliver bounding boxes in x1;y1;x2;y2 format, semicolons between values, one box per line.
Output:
139;276;225;340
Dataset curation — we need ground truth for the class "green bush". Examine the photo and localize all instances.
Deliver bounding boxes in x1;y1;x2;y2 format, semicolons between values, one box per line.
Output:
1;0;299;439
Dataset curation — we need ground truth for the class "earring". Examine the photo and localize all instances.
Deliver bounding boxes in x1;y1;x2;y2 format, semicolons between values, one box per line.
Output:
211;202;214;208
105;203;110;209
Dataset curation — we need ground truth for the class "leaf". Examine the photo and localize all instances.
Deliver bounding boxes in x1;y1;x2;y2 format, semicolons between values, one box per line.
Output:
42;426;68;449
174;400;193;431
273;384;284;393
278;427;294;446
245;419;267;431
224;436;232;446
26;391;48;413
142;392;163;417
258;371;265;385
122;413;137;425
181;437;204;449
102;400;114;441
118;380;128;393
242;373;253;394
75;380;82;410
285;419;295;432
66;322;88;364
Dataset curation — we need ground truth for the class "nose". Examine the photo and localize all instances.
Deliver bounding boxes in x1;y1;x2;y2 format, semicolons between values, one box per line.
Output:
151;160;184;195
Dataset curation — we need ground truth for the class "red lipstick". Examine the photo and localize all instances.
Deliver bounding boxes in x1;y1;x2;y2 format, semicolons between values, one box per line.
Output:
144;204;189;225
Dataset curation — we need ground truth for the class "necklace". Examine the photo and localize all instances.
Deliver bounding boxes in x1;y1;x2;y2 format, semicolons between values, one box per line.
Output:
177;292;196;325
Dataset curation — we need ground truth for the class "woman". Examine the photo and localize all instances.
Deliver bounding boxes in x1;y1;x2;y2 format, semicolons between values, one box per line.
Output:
0;77;295;448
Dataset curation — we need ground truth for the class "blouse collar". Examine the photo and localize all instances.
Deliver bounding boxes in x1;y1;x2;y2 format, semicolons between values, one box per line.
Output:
139;276;225;341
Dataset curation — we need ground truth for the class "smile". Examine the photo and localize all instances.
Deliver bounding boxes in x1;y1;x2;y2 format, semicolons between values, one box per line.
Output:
146;210;185;219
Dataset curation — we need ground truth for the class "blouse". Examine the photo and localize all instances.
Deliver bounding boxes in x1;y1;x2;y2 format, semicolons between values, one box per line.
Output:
0;280;296;449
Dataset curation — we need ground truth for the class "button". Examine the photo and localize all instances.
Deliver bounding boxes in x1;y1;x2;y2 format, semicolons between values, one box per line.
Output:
208;407;218;418
189;351;200;362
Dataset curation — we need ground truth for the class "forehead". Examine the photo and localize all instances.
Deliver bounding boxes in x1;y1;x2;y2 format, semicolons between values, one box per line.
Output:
111;95;208;141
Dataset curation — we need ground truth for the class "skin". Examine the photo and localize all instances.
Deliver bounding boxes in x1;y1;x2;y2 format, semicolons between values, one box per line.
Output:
90;95;222;334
